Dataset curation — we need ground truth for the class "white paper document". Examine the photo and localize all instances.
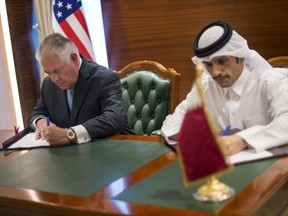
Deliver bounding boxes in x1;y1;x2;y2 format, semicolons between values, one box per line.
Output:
5;133;50;150
229;148;278;165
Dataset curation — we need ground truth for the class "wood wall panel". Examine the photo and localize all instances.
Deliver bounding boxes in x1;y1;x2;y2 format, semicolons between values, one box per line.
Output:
101;0;288;103
6;0;40;127
6;0;288;126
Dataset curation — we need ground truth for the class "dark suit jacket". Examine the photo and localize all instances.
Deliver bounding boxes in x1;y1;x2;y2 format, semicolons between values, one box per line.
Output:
28;56;134;138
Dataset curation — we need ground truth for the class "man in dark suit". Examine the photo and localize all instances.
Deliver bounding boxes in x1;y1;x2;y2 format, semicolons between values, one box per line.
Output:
28;33;134;146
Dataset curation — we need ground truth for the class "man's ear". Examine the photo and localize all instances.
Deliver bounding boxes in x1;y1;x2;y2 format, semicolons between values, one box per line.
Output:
70;53;78;63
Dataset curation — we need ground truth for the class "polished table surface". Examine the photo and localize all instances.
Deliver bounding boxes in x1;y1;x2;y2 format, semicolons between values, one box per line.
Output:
0;133;288;216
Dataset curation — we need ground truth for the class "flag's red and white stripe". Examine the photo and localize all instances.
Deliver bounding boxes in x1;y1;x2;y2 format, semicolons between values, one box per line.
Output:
52;0;95;61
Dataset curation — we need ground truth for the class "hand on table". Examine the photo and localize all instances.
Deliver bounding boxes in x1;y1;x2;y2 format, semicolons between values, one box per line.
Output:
35;119;69;146
218;134;248;155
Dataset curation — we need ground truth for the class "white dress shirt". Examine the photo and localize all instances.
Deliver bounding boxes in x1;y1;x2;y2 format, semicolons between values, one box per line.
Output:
161;66;288;152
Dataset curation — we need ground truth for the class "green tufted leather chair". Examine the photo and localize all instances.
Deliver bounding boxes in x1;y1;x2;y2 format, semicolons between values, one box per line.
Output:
117;60;181;135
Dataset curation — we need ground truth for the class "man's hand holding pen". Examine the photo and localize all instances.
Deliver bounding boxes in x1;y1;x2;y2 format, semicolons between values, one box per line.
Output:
35;118;52;139
218;135;248;155
35;118;70;146
218;127;247;155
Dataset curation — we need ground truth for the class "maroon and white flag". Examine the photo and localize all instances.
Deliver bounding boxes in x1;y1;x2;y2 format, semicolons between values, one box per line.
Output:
178;64;232;186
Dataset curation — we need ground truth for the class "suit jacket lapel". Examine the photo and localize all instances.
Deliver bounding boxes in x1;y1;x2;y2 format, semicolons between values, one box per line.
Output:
70;62;90;125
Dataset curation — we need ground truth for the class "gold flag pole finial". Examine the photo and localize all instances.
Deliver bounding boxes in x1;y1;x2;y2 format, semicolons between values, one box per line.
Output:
195;61;203;78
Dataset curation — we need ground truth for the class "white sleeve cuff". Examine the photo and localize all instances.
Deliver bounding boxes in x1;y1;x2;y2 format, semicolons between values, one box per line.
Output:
71;125;91;144
161;130;178;145
31;116;46;130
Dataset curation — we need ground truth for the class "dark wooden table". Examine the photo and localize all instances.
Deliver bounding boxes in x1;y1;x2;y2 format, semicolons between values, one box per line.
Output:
0;134;288;216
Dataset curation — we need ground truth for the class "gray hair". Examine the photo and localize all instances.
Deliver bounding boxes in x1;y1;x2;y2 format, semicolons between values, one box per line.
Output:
36;33;79;63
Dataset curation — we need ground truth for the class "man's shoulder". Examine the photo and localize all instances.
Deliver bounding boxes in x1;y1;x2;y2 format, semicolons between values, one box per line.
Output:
82;59;112;72
254;68;288;82
272;68;288;76
42;76;56;88
81;60;117;80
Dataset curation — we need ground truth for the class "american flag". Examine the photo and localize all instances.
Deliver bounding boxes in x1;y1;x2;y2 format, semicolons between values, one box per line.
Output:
52;0;95;61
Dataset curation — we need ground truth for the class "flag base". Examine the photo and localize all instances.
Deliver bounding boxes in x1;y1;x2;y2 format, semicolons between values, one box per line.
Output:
193;176;235;202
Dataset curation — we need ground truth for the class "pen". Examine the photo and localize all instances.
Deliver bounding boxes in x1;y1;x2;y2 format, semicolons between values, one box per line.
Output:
221;124;231;136
46;117;50;126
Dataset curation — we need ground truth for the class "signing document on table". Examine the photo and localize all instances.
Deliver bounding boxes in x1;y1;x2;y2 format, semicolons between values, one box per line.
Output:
1;128;49;150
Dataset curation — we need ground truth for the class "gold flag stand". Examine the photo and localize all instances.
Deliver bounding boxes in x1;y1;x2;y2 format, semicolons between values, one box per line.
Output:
193;175;235;202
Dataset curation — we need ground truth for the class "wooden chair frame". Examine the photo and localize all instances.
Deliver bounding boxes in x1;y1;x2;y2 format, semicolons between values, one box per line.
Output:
117;60;181;113
267;56;288;68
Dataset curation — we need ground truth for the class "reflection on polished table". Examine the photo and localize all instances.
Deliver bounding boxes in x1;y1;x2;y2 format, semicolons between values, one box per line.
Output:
0;133;288;216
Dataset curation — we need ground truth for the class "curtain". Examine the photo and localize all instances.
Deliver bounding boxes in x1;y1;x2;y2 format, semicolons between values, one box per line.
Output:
33;0;53;82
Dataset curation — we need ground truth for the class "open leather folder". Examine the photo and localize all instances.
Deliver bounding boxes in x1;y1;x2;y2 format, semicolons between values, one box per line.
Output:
1;128;49;150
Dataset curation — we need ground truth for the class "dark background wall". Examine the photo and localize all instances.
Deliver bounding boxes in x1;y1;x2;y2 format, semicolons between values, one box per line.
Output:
6;0;288;126
6;0;40;128
101;0;288;102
